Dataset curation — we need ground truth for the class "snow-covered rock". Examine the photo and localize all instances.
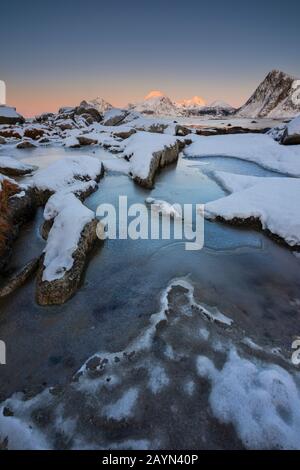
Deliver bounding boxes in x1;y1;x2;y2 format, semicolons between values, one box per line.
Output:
120;131;180;188
36;193;98;305
102;108;128;126
205;171;300;247
0;156;36;176
16;140;37;149
30;156;103;204
184;133;300;176
0;105;24;125
237;70;300;118
282;115;300;145
0;176;37;270
75;101;103;122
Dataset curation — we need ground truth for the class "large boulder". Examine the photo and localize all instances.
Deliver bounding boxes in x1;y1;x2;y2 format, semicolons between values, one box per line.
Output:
0;156;36;176
36;193;99;305
281;115;300;145
102;108;128;126
131;142;180;188
16;140;37;149
120;132;180;188
0;128;22;139
75;101;103;122
29;156;104;205
0;105;24;125
23;127;45;140
0;178;37;271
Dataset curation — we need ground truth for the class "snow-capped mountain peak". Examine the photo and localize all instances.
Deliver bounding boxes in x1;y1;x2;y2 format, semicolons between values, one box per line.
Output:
237;70;300;118
83;97;113;114
177;96;206;109
209;100;234;110
132;91;177;115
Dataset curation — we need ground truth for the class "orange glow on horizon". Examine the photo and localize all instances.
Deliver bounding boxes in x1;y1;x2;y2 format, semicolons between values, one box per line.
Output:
6;84;246;117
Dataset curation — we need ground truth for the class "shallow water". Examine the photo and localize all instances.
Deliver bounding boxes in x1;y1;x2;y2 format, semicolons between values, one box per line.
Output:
1;147;300;444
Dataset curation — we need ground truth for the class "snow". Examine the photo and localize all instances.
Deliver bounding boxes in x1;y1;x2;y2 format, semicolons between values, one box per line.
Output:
0;156;35;173
145;197;182;219
43;181;97;220
177;96;206;109
102;158;130;174
102;388;139;421
64;135;80;147
148;365;169;394
184;133;300;176
286;115;300;136
209;100;234;110
30;156;102;193
0;410;49;450
197;348;300;449
132;91;178;116
120;131;178;179
84;97;112;114
206;171;300;246
42;193;94;282
102;107;126;123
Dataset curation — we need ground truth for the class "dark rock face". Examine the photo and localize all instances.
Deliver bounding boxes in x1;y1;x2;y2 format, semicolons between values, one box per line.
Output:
195;126;269;136
237;70;300;118
175;125;191;136
75;101;103;122
77;135;98;146
191;106;235;118
35;112;55;123
102;109;128;126
112;128;136;140
0;161;36;177
131;142;180;189
36;219;98;305
0;187;37;271
16;140;37;149
24;128;45;140
282;131;300;145
0;129;22;139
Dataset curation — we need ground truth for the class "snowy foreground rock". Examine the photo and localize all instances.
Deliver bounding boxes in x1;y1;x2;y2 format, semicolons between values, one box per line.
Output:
268;115;300;145
282;115;300;145
205;171;300;248
119;131;180;188
0;173;36;271
0;105;24;125
184;133;300;176
0;156;36;176
29;155;104;204
36;193;98;305
27;156;104;304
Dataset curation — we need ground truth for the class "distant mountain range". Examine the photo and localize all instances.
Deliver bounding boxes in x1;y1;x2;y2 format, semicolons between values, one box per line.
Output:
127;90;235;117
21;69;300;121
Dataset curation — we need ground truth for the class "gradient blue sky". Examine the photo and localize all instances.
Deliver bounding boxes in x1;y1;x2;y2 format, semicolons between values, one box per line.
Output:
1;0;300;116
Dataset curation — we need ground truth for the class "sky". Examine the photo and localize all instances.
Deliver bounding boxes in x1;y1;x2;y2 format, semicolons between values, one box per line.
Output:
1;0;300;116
